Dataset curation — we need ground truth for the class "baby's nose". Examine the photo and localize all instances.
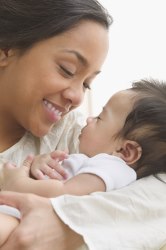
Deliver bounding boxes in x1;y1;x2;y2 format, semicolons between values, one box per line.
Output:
86;117;94;124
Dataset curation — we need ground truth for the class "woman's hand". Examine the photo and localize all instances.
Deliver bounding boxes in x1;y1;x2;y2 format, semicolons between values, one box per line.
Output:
0;191;84;250
30;150;68;180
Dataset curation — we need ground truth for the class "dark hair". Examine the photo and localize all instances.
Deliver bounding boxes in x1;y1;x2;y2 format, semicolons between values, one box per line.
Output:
119;79;166;179
0;0;112;50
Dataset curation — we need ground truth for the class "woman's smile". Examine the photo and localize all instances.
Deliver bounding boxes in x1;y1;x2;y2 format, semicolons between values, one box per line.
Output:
43;99;63;123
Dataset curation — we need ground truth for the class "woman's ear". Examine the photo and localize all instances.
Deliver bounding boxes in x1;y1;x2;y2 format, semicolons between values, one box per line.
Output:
115;140;142;166
0;49;14;67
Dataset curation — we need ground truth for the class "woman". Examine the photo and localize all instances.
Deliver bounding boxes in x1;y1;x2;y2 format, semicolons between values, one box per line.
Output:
0;0;111;249
0;1;166;250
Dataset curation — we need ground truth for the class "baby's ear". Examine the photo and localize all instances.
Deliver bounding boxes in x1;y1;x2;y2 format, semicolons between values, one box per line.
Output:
116;140;142;166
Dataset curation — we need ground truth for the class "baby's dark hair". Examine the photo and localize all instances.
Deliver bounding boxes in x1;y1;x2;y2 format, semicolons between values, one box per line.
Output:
119;79;166;179
0;0;112;51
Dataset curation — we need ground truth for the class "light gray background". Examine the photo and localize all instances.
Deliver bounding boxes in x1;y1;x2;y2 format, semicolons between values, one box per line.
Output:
79;0;166;116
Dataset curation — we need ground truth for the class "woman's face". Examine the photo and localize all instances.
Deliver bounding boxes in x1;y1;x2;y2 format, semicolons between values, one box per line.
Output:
1;20;109;137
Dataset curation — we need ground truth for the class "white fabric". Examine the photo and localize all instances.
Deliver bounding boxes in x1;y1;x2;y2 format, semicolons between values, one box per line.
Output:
0;205;20;219
51;174;166;250
63;153;136;191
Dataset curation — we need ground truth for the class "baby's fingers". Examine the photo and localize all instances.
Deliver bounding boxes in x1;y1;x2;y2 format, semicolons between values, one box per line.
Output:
41;163;66;180
32;169;46;180
48;160;68;180
22;155;34;168
50;150;68;161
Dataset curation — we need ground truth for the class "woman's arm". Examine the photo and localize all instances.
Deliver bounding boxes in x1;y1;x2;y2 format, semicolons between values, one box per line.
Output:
0;212;19;247
0;192;84;250
1;175;165;250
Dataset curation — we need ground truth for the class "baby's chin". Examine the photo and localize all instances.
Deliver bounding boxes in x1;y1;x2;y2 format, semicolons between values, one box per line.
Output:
79;147;94;157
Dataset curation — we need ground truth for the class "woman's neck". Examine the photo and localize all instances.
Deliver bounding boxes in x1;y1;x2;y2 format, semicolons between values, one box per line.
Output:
0;123;25;153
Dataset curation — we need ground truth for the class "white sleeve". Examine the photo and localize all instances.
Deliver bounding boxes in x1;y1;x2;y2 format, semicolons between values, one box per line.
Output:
50;174;166;250
0;205;20;219
62;154;89;179
76;154;137;191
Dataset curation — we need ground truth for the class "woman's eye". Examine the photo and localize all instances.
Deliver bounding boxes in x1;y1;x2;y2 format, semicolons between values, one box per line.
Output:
60;65;75;77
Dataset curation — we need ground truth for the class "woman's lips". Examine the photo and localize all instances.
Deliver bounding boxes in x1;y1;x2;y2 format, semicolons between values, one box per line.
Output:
43;99;62;123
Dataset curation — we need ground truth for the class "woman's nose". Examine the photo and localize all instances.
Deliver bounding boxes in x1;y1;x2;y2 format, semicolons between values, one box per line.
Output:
63;86;84;107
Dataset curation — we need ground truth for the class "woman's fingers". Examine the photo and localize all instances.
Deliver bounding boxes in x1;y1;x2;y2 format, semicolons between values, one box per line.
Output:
0;192;81;250
0;191;24;209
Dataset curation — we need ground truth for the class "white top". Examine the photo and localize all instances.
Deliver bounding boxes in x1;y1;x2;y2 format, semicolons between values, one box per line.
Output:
63;153;136;191
0;111;166;250
51;174;166;250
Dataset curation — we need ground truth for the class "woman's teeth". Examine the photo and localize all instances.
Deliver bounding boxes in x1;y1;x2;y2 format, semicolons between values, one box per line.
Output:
43;100;62;116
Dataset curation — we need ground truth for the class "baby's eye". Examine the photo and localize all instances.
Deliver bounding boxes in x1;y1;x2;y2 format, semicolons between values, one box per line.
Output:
96;116;101;120
83;82;91;90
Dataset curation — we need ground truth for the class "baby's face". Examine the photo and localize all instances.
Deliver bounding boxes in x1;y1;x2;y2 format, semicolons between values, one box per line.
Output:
79;90;136;157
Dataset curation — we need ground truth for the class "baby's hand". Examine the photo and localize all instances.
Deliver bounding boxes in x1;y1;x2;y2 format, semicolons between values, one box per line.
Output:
30;150;68;180
0;155;34;191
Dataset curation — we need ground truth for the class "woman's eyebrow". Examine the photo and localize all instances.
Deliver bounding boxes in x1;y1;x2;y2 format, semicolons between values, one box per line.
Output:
62;49;88;66
62;49;101;75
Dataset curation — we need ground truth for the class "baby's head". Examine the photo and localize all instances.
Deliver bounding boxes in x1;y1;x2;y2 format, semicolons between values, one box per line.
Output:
79;79;166;178
120;79;166;178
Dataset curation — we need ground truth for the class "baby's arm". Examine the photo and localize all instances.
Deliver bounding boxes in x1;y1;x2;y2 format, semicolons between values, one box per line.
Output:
1;154;136;197
1;154;106;197
0;212;19;247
